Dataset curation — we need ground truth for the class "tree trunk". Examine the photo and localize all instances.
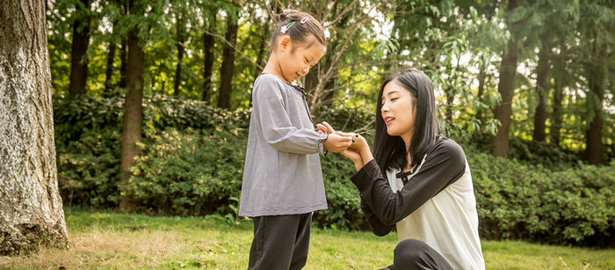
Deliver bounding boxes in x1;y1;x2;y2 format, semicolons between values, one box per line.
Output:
119;39;127;88
104;39;116;96
585;73;604;165
68;0;90;95
202;9;216;102
217;9;238;109
119;0;145;212
490;39;518;158
173;13;184;96
532;44;549;142
551;70;563;147
0;0;68;255
475;54;486;123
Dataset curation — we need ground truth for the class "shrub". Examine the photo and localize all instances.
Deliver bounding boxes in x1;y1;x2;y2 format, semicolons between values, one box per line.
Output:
124;128;246;216
53;96;615;247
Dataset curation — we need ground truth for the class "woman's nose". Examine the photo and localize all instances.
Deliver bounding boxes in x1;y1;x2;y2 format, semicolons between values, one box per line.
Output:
381;103;390;112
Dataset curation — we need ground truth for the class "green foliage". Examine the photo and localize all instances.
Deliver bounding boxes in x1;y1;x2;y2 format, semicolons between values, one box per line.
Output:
55;96;615;247
125;128;245;216
468;148;615;247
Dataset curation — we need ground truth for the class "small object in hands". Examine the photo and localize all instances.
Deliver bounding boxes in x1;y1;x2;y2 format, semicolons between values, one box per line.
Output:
352;138;356;142
355;134;359;137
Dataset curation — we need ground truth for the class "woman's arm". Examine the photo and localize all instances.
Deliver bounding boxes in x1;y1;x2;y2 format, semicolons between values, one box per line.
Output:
350;139;467;225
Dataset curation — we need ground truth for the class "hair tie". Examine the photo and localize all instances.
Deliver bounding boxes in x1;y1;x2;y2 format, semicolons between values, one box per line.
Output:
300;17;309;24
282;10;289;16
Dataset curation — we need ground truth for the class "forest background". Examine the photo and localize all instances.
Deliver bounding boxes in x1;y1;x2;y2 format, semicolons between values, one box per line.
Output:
45;0;614;248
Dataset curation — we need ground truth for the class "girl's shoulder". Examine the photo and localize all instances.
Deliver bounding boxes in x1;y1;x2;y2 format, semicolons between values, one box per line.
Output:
253;73;287;96
254;73;287;87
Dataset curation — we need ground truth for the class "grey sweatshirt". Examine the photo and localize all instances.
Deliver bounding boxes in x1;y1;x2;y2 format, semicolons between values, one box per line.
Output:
238;73;328;217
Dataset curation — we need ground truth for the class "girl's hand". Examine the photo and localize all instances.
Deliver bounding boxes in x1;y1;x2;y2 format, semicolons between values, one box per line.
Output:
323;132;353;152
316;122;336;134
340;148;364;171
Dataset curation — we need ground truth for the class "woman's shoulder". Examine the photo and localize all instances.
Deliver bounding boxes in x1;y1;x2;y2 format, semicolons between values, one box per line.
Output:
429;136;466;163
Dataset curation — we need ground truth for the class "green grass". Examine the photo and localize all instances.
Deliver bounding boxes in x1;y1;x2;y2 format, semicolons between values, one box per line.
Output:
1;210;614;269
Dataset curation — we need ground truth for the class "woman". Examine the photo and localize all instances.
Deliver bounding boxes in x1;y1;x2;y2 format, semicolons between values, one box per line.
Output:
319;69;484;269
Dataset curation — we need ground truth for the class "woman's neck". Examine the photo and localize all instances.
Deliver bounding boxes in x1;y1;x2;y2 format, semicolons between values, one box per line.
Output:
403;133;414;172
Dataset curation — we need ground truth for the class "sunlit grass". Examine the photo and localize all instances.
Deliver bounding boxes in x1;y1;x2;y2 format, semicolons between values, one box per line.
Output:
0;210;613;269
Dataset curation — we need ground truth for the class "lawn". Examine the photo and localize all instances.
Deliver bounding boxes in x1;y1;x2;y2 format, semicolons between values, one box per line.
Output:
1;210;613;269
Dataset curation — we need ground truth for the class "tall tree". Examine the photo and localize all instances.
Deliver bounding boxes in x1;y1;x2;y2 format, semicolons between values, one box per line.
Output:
119;0;146;211
173;9;185;96
0;0;68;255
532;38;549;142
217;8;239;109
490;0;520;158
202;7;216;102
68;0;91;95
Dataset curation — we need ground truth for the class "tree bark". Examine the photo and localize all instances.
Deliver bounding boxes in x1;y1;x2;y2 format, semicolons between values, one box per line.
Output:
490;39;518;158
119;0;145;211
532;44;549;142
173;13;184;96
104;39;116;96
217;9;238;109
0;0;68;255
202;12;216;102
585;73;604;165
68;0;91;95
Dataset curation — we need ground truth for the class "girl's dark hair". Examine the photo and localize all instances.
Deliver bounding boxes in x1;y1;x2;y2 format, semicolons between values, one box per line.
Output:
270;10;326;50
373;69;441;172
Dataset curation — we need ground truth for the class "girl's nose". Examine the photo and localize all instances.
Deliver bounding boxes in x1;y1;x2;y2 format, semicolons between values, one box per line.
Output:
302;65;310;74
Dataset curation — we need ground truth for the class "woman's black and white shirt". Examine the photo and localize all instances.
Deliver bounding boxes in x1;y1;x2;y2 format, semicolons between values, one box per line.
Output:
350;136;485;270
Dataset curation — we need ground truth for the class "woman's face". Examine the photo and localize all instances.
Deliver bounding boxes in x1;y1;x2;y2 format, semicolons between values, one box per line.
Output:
381;79;417;142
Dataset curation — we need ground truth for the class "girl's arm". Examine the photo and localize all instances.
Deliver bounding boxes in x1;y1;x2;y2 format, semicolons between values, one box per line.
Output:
350;139;467;225
254;78;351;154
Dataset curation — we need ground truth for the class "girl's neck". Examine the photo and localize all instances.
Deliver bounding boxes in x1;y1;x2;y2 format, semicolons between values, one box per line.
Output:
263;55;289;83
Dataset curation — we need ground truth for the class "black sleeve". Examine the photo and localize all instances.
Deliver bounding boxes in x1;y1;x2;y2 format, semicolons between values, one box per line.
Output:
350;139;466;226
360;198;395;236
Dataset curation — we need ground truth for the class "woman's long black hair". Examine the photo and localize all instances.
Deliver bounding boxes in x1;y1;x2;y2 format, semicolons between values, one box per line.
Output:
373;69;441;172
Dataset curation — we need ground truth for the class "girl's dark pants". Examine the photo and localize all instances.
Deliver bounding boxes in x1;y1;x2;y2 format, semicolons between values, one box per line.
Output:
381;239;454;270
248;213;312;270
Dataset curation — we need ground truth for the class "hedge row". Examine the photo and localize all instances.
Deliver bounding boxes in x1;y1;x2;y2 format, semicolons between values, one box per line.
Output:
54;96;615;247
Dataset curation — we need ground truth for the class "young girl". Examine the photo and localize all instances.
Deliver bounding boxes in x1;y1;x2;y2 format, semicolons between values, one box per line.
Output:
322;69;485;269
238;10;353;270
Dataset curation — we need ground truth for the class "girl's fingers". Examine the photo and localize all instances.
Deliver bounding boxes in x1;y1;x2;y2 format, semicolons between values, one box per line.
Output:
322;121;336;133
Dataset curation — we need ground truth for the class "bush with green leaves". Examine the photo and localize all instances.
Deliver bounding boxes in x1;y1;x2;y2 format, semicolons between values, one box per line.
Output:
468;148;615;247
53;96;615;247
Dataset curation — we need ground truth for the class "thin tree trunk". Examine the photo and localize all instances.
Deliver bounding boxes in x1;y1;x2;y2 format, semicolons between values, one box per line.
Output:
0;0;68;255
68;0;90;95
475;54;486;122
174;13;184;96
551;70;563;147
119;39;127;88
119;0;145;212
202;10;216;102
217;9;238;109
585;72;604;165
104;40;116;96
532;44;549;142
490;39;518;158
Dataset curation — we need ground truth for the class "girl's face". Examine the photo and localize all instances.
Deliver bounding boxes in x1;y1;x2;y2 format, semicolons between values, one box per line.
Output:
276;35;325;82
381;79;417;142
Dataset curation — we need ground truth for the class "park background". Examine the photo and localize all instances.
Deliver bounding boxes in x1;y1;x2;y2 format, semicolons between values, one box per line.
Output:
1;0;615;269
